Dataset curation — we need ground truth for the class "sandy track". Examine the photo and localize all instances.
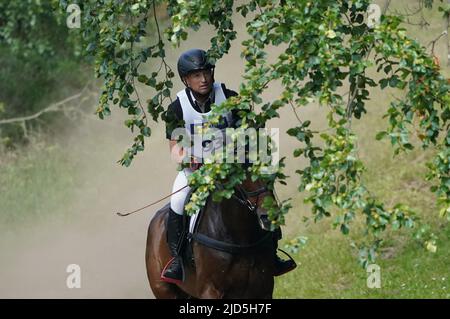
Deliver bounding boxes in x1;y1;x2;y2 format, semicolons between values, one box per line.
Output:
0;113;171;298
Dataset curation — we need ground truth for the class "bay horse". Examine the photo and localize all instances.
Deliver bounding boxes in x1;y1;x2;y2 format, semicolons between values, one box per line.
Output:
145;176;276;299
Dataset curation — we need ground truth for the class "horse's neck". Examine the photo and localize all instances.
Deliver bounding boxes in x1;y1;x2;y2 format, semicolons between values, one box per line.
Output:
199;197;263;244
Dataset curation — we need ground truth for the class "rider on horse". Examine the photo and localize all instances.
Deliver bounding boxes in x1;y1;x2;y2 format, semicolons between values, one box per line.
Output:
161;48;296;284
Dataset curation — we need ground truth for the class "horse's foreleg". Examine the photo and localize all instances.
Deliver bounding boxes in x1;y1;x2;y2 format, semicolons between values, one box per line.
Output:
197;284;224;299
151;281;190;299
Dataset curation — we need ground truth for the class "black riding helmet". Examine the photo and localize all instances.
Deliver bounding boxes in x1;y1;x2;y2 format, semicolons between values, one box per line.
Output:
177;49;215;86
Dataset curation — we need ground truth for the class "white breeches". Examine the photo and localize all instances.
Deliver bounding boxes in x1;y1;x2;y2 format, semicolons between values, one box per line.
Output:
170;168;192;215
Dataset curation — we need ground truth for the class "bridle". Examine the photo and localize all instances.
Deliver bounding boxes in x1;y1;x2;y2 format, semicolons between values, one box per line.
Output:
233;185;271;212
214;181;271;212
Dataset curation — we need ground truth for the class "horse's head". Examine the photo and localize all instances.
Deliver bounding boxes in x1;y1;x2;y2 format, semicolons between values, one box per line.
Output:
236;177;275;231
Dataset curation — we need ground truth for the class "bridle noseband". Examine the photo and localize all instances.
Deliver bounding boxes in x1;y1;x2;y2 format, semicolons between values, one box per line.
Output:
233;185;270;212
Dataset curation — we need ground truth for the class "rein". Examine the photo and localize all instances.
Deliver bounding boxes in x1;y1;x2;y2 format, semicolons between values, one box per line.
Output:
116;181;269;217
189;231;273;254
116;185;189;217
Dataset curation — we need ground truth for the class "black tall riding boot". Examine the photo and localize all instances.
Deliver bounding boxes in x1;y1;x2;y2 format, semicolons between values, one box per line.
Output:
161;209;185;284
273;228;297;276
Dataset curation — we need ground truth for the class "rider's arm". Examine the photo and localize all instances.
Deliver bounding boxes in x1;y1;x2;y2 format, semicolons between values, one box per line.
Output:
163;99;184;139
169;140;186;164
164;99;189;164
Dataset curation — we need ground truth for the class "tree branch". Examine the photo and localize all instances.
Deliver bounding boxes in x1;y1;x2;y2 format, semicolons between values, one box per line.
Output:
428;30;448;55
0;83;95;125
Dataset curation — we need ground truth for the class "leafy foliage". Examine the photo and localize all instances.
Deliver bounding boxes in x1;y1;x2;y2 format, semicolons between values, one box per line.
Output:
168;0;448;266
60;0;449;267
0;0;87;145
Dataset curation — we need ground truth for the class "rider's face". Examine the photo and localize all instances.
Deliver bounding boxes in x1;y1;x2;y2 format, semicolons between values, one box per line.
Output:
184;69;213;95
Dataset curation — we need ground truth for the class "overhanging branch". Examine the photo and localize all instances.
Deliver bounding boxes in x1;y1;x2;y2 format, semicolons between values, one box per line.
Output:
0;83;96;125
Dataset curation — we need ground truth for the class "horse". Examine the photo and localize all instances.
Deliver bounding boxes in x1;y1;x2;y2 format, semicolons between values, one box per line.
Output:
145;176;276;299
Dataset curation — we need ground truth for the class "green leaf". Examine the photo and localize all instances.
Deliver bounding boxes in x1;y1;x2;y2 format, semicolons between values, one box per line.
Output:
138;74;148;83
141;126;151;137
380;79;388;89
287;128;298;137
340;223;350;235
293;149;303;157
375;131;387;140
162;88;171;97
403;143;414;150
389;75;399;88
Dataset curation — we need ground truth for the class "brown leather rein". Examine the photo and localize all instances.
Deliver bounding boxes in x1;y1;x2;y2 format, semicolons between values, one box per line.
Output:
116;185;189;217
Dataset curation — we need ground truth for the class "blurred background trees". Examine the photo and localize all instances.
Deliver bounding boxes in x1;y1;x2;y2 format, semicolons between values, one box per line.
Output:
0;0;90;148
